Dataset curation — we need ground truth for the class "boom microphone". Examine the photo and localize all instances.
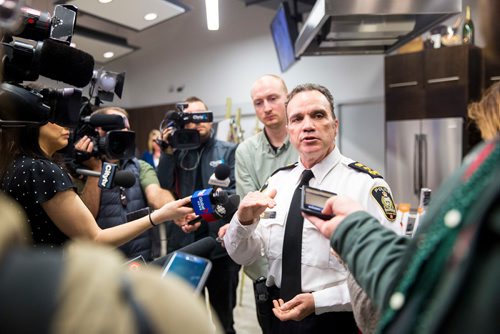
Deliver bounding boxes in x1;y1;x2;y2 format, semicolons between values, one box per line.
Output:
208;163;231;188
75;163;136;189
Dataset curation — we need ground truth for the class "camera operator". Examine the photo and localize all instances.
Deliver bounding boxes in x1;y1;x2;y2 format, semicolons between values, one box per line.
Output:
75;106;181;261
157;96;240;334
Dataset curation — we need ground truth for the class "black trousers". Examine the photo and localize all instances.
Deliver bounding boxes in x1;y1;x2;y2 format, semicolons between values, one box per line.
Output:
268;286;358;334
205;255;241;334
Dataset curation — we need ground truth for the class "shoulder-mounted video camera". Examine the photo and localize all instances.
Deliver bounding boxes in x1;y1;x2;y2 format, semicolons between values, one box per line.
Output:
158;102;213;150
0;4;93;129
70;99;135;162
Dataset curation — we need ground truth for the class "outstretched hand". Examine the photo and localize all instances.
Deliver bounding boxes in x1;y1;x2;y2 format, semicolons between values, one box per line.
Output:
304;195;364;239
155;196;194;223
237;188;277;225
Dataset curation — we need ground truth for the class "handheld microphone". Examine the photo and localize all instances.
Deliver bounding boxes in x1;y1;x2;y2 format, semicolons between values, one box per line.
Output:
208;163;231;188
190;188;228;215
75;162;136;189
188;194;240;225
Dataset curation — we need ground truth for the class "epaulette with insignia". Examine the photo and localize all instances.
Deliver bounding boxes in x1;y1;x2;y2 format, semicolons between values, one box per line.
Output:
259;162;298;192
348;162;383;179
269;162;298;177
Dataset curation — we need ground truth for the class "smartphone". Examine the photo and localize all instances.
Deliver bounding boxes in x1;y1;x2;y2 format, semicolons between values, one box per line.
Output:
301;185;336;220
161;251;212;294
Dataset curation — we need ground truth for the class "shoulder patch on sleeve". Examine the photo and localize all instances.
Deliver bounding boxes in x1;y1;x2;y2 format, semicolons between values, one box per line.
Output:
259;162;298;192
371;186;397;221
348;162;383;179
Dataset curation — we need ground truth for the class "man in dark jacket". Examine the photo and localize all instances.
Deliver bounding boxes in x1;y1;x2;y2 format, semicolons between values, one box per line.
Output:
157;96;240;334
76;106;176;261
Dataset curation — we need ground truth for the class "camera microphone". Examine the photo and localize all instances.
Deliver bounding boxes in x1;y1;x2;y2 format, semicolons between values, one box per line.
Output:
75;162;136;189
40;39;94;87
82;114;125;130
208;163;231;188
3;38;94;87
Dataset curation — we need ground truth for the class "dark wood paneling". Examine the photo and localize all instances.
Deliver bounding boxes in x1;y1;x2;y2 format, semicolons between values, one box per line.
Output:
127;104;176;154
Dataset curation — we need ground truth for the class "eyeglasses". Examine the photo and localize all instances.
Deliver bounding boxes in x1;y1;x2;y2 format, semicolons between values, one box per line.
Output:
120;187;128;207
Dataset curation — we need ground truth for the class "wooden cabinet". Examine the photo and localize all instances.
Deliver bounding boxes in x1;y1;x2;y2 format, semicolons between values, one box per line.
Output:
483;54;500;89
385;45;483;154
385;45;481;121
385;52;426;120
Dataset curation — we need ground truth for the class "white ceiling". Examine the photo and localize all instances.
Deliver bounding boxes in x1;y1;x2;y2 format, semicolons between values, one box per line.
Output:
22;0;311;65
24;0;195;64
66;0;187;31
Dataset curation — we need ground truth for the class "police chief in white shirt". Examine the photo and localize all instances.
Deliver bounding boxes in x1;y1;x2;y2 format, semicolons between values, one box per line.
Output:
224;83;397;333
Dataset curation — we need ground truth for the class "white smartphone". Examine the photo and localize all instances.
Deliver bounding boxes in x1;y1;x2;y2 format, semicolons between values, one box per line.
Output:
161;251;212;294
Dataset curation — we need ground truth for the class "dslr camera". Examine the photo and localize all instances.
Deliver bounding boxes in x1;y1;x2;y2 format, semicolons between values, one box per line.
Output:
158;102;213;150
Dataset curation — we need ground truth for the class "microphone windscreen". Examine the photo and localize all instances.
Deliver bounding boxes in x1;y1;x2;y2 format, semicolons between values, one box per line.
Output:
213;188;228;204
39;39;94;87
113;170;136;188
214;163;231;180
227;194;241;208
88;114;125;129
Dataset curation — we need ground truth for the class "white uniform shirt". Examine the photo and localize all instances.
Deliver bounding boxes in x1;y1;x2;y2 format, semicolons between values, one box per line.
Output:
224;146;397;314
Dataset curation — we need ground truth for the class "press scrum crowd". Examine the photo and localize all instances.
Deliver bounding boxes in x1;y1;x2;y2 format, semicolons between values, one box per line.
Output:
1;0;500;333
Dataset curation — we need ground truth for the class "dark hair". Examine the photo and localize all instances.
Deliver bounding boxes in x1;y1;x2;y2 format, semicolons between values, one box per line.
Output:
184;96;209;111
286;83;336;119
0;125;46;179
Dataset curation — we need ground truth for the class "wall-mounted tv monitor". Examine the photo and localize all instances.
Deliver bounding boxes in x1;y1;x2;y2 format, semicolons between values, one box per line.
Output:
270;2;299;72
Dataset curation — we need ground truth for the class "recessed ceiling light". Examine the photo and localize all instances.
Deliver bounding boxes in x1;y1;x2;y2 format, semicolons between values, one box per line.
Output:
144;12;158;21
98;0;113;4
103;51;115;59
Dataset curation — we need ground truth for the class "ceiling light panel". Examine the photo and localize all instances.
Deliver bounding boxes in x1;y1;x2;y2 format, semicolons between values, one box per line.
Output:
66;0;187;31
71;33;136;63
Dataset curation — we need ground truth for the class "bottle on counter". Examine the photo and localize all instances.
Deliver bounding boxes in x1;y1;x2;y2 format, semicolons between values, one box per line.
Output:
462;5;474;45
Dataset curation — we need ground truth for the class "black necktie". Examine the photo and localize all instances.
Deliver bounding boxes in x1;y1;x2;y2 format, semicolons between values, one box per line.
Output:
281;169;314;301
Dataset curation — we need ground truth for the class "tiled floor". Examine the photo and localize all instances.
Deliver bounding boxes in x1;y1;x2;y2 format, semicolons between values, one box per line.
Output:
233;271;262;334
204;270;262;333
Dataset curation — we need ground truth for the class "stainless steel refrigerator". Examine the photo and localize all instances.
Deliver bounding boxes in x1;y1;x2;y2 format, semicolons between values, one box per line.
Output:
385;117;463;208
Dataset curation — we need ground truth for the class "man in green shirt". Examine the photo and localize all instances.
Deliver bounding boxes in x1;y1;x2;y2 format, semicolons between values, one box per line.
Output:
236;74;298;199
233;75;298;333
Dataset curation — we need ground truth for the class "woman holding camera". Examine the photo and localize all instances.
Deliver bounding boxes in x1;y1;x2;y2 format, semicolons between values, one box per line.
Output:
0;121;193;248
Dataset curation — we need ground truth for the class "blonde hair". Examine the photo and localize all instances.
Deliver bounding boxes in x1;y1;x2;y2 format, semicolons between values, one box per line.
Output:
147;129;161;152
468;82;500;140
